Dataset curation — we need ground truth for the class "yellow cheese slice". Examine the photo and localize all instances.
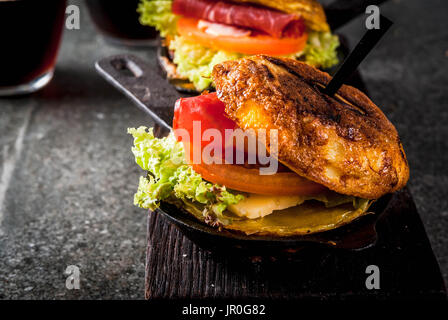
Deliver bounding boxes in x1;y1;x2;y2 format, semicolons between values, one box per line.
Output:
228;194;306;219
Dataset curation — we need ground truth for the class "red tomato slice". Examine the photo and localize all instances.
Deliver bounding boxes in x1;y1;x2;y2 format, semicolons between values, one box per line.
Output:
173;92;237;163
177;17;308;56
192;162;327;196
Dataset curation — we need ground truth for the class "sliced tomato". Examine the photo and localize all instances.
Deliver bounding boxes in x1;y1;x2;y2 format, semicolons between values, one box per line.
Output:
192;162;327;196
177;17;308;56
173;92;237;162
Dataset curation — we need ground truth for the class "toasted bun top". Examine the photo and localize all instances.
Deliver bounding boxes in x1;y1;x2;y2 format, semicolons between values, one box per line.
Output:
212;55;409;199
233;0;329;32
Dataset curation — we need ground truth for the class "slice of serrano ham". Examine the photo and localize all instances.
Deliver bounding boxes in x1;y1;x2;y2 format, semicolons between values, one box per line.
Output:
172;0;306;38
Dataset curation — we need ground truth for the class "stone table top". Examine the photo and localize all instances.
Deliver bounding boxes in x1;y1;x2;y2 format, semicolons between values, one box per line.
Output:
0;0;446;299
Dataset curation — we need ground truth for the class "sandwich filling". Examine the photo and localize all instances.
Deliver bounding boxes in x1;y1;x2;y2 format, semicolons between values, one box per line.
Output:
138;0;340;90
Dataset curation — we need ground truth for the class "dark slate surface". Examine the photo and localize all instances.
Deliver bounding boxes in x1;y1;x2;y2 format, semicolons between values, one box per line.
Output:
0;0;447;299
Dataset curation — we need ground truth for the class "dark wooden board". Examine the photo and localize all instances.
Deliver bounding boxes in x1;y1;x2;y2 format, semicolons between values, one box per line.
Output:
145;189;446;300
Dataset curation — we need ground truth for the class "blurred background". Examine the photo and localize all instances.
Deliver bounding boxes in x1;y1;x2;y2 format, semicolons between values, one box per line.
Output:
0;0;447;299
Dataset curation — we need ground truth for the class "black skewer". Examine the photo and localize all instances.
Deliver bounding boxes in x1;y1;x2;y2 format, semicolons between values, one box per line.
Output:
323;14;393;97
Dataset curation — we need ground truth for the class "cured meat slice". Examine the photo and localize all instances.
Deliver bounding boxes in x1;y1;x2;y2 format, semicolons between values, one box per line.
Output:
172;0;305;38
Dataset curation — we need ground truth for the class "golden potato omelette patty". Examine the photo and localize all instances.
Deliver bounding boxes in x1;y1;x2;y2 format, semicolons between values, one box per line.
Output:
212;55;409;199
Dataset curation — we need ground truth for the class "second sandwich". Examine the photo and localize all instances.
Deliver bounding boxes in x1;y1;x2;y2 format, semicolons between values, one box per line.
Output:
138;0;340;90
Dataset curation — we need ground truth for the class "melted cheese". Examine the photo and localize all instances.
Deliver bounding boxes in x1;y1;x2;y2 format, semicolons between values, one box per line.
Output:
228;194;305;219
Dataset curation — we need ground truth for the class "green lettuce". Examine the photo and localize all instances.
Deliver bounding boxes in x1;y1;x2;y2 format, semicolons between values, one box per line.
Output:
302;31;340;69
169;36;243;91
137;0;178;37
128;127;244;219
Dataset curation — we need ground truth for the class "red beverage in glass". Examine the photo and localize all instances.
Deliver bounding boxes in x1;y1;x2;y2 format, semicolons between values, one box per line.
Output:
0;0;66;96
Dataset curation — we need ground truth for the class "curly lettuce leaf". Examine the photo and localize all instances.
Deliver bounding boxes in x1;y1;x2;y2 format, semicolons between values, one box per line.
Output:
302;31;340;69
169;36;243;91
138;0;178;37
128;127;244;218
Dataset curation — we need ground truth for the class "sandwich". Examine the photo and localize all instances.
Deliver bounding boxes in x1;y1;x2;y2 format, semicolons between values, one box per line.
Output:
138;0;340;91
128;55;409;236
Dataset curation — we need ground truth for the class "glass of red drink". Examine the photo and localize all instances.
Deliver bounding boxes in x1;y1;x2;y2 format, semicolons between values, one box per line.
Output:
0;0;66;96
